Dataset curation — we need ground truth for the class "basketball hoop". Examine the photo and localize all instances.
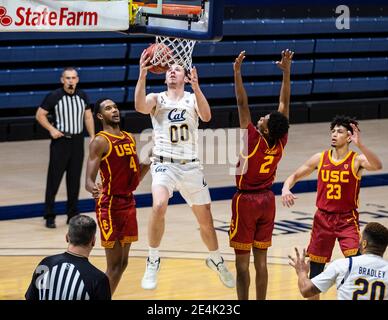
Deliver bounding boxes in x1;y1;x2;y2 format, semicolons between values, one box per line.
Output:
151;36;196;71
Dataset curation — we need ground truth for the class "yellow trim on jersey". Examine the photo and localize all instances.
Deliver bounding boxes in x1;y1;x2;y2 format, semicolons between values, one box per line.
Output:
99;131;125;140
352;210;361;236
229;193;242;240
229;241;252;251
120;236;138;247
308;253;327;263
238;137;262;188
317;151;325;171
354;179;360;208
123;131;136;145
328;149;353;166
253;240;271;249
343;248;359;257
96;132;113;162
105;158;113;195
351;152;361;180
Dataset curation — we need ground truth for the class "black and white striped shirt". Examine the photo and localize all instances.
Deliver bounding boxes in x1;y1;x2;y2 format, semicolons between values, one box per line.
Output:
41;88;90;135
25;252;111;300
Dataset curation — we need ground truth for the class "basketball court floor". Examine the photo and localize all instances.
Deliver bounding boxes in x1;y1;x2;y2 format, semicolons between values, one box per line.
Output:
1;119;388;300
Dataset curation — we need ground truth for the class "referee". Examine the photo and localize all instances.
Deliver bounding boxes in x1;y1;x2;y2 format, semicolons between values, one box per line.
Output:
25;215;111;300
36;67;95;228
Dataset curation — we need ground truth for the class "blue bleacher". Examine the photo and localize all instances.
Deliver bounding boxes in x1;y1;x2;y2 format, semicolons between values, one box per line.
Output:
313;77;388;93
0;44;127;62
223;18;388;36
315;38;388;53
0;67;127;86
314;58;388;74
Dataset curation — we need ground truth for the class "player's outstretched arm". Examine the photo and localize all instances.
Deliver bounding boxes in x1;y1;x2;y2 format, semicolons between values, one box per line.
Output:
276;49;294;119
85;136;108;199
288;248;321;298
188;66;211;122
233;51;251;129
281;152;321;207
134;49;157;114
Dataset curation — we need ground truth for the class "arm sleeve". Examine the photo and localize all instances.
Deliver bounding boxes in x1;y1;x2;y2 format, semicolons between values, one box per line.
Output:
311;260;341;293
40;92;57;112
94;274;112;300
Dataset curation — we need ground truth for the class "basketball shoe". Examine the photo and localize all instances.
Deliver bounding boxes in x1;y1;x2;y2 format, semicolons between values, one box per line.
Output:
141;257;160;290
206;257;235;288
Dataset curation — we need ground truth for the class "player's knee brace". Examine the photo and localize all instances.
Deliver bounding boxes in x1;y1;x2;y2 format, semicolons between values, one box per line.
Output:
309;261;325;279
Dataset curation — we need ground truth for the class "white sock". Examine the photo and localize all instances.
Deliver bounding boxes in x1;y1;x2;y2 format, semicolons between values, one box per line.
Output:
148;246;160;262
209;250;223;265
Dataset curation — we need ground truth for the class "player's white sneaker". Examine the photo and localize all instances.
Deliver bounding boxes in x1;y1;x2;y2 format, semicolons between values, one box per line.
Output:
141;257;160;290
206;257;235;288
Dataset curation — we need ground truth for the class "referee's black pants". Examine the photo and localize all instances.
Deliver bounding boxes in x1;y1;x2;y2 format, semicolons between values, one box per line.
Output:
44;134;84;220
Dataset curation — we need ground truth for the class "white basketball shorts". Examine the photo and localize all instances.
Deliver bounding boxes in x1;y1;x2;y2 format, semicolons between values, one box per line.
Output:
150;161;211;207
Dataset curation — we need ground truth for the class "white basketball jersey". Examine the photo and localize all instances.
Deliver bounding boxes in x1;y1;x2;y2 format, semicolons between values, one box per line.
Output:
151;91;199;159
311;254;388;300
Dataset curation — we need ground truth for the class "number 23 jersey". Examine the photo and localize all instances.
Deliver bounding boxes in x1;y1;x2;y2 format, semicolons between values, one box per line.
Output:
151;91;199;160
316;150;360;213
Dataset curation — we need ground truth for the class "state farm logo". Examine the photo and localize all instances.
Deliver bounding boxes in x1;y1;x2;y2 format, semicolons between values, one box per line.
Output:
0;6;13;26
0;6;98;28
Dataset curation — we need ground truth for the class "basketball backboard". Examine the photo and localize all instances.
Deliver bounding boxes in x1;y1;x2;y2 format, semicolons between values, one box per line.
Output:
128;0;224;41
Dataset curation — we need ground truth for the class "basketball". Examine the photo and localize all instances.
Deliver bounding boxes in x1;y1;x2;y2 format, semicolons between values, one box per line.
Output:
145;43;171;74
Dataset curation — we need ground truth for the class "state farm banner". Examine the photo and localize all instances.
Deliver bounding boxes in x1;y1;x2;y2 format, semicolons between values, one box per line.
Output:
0;0;129;31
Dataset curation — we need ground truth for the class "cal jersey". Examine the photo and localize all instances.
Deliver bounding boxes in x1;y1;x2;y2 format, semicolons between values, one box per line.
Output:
316;150;360;213
236;122;288;191
96;131;140;196
151;91;199;160
312;254;388;300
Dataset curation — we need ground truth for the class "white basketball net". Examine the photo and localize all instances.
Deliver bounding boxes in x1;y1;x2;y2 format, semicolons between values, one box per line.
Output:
151;36;196;71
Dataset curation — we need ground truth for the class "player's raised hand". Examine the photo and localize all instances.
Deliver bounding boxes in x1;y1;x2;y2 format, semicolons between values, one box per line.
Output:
348;123;361;147
281;188;298;207
139;49;153;76
276;49;294;73
288;248;310;275
187;66;200;91
233;51;246;73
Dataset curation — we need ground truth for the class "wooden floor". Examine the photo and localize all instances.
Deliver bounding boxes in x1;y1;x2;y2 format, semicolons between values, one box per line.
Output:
0;119;388;300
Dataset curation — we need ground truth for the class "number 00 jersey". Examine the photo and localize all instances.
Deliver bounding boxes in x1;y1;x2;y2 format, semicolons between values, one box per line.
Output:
316;150;360;213
96;131;140;196
235;123;288;191
151;91;199;160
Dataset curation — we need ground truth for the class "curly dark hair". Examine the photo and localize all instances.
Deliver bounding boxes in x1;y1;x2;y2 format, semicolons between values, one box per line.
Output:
363;222;388;255
267;111;289;143
330;115;359;134
94;97;111;116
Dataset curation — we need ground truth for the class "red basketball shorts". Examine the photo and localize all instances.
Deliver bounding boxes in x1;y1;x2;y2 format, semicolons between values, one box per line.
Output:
229;190;275;253
96;194;138;248
307;209;360;263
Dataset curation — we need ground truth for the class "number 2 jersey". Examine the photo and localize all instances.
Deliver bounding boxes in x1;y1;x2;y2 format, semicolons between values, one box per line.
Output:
316;150;360;213
235;122;288;191
311;254;388;300
151;91;199;160
96;131;140;196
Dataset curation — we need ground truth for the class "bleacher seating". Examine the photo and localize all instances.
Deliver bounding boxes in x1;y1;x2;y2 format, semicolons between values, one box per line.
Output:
0;14;387;140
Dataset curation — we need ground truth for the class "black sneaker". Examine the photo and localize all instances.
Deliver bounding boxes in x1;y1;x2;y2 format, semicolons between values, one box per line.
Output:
45;218;56;229
66;214;78;224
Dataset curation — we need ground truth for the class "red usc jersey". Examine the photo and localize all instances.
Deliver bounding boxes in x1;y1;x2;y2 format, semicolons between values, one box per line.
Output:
97;131;140;196
235;122;288;191
316;150;361;212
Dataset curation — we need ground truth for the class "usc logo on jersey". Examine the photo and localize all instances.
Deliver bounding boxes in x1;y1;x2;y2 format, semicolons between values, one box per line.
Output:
320;169;349;183
114;143;136;157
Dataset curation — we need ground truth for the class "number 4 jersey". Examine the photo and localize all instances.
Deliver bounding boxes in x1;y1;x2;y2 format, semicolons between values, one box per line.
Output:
151;91;199;160
316;150;360;213
235;122;288;191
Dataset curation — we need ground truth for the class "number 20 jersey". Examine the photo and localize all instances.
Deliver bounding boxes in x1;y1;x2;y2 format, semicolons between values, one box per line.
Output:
151;91;199;160
316;150;360;213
